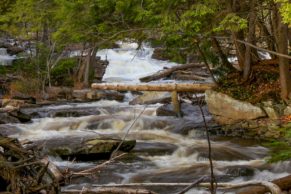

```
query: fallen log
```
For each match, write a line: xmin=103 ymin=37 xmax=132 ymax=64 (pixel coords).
xmin=86 ymin=181 xmax=281 ymax=193
xmin=173 ymin=74 xmax=207 ymax=81
xmin=62 ymin=187 xmax=157 ymax=194
xmin=91 ymin=83 xmax=216 ymax=92
xmin=41 ymin=157 xmax=64 ymax=182
xmin=139 ymin=63 xmax=204 ymax=82
xmin=237 ymin=175 xmax=291 ymax=194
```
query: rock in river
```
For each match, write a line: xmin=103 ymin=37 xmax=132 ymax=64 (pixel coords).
xmin=25 ymin=135 xmax=136 ymax=160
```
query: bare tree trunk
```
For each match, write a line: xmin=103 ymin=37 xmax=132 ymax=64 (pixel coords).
xmin=228 ymin=0 xmax=246 ymax=69
xmin=243 ymin=0 xmax=257 ymax=80
xmin=83 ymin=48 xmax=93 ymax=88
xmin=139 ymin=63 xmax=204 ymax=82
xmin=274 ymin=3 xmax=291 ymax=100
xmin=83 ymin=46 xmax=98 ymax=88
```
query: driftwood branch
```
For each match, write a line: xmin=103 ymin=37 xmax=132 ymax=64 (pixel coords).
xmin=215 ymin=36 xmax=291 ymax=60
xmin=237 ymin=175 xmax=291 ymax=194
xmin=61 ymin=187 xmax=157 ymax=194
xmin=85 ymin=181 xmax=282 ymax=193
xmin=70 ymin=153 xmax=126 ymax=176
xmin=92 ymin=83 xmax=216 ymax=92
xmin=175 ymin=176 xmax=207 ymax=194
xmin=139 ymin=63 xmax=204 ymax=82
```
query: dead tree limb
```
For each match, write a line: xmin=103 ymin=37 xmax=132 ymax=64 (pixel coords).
xmin=86 ymin=181 xmax=282 ymax=193
xmin=139 ymin=63 xmax=204 ymax=82
xmin=237 ymin=175 xmax=291 ymax=194
xmin=61 ymin=187 xmax=157 ymax=194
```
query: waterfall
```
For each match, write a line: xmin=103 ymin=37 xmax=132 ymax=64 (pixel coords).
xmin=0 ymin=47 xmax=16 ymax=66
xmin=0 ymin=48 xmax=8 ymax=56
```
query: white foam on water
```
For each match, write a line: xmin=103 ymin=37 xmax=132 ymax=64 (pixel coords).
xmin=0 ymin=48 xmax=16 ymax=66
xmin=97 ymin=43 xmax=178 ymax=82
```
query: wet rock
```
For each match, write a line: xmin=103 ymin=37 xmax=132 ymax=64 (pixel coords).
xmin=0 ymin=113 xmax=20 ymax=124
xmin=129 ymin=91 xmax=171 ymax=105
xmin=46 ymin=86 xmax=73 ymax=100
xmin=92 ymin=56 xmax=109 ymax=83
xmin=133 ymin=142 xmax=178 ymax=155
xmin=156 ymin=104 xmax=177 ymax=117
xmin=28 ymin=135 xmax=136 ymax=160
xmin=2 ymin=99 xmax=26 ymax=108
xmin=11 ymin=93 xmax=36 ymax=104
xmin=205 ymin=90 xmax=266 ymax=124
xmin=72 ymin=89 xmax=90 ymax=100
xmin=87 ymin=90 xmax=124 ymax=101
xmin=8 ymin=109 xmax=31 ymax=123
xmin=131 ymin=164 xmax=209 ymax=183
xmin=284 ymin=106 xmax=291 ymax=115
xmin=0 ymin=125 xmax=21 ymax=136
xmin=156 ymin=102 xmax=212 ymax=118
xmin=224 ymin=166 xmax=255 ymax=177
xmin=262 ymin=101 xmax=280 ymax=119
xmin=0 ymin=108 xmax=31 ymax=123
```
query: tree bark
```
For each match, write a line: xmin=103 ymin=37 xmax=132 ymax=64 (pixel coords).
xmin=139 ymin=63 xmax=204 ymax=82
xmin=61 ymin=188 xmax=157 ymax=194
xmin=243 ymin=0 xmax=257 ymax=80
xmin=91 ymin=83 xmax=216 ymax=92
xmin=274 ymin=3 xmax=291 ymax=100
xmin=237 ymin=175 xmax=291 ymax=194
xmin=83 ymin=48 xmax=93 ymax=88
xmin=228 ymin=0 xmax=246 ymax=69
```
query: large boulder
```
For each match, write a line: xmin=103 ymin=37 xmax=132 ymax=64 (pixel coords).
xmin=129 ymin=91 xmax=171 ymax=105
xmin=0 ymin=109 xmax=31 ymax=124
xmin=27 ymin=135 xmax=136 ymax=160
xmin=205 ymin=90 xmax=266 ymax=124
xmin=2 ymin=98 xmax=26 ymax=108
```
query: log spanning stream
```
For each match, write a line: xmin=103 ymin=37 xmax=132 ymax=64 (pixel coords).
xmin=4 ymin=43 xmax=291 ymax=193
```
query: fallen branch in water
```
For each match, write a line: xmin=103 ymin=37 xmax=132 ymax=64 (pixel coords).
xmin=82 ymin=181 xmax=282 ymax=193
xmin=139 ymin=63 xmax=204 ymax=82
xmin=61 ymin=187 xmax=157 ymax=194
xmin=237 ymin=175 xmax=291 ymax=194
xmin=70 ymin=153 xmax=126 ymax=176
xmin=175 ymin=176 xmax=207 ymax=194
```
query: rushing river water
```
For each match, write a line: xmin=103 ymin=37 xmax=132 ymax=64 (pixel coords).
xmin=6 ymin=43 xmax=291 ymax=193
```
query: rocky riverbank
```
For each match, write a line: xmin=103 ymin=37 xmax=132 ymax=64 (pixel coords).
xmin=205 ymin=89 xmax=291 ymax=140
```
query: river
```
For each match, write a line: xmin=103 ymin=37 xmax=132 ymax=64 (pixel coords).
xmin=5 ymin=43 xmax=291 ymax=193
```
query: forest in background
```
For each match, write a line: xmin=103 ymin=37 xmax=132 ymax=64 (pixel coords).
xmin=0 ymin=0 xmax=290 ymax=101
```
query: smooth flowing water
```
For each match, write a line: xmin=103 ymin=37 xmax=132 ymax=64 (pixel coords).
xmin=7 ymin=44 xmax=291 ymax=193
